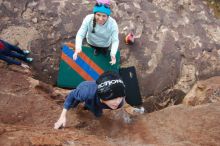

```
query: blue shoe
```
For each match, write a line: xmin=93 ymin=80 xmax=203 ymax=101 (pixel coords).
xmin=26 ymin=57 xmax=33 ymax=62
xmin=23 ymin=50 xmax=30 ymax=55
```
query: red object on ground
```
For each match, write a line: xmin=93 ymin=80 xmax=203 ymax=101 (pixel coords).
xmin=125 ymin=33 xmax=134 ymax=45
xmin=0 ymin=41 xmax=5 ymax=50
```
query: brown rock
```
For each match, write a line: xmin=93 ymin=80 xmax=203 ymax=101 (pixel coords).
xmin=183 ymin=76 xmax=220 ymax=106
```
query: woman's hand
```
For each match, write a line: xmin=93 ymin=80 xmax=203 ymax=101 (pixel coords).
xmin=73 ymin=52 xmax=78 ymax=60
xmin=54 ymin=109 xmax=67 ymax=129
xmin=72 ymin=49 xmax=81 ymax=60
xmin=110 ymin=55 xmax=116 ymax=65
xmin=54 ymin=116 xmax=66 ymax=129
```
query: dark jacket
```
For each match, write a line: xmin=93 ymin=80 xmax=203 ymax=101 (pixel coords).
xmin=64 ymin=81 xmax=124 ymax=117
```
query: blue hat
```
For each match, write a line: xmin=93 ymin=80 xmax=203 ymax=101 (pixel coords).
xmin=93 ymin=4 xmax=111 ymax=16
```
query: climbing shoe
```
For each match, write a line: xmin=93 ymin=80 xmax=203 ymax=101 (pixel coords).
xmin=23 ymin=50 xmax=30 ymax=55
xmin=26 ymin=57 xmax=33 ymax=62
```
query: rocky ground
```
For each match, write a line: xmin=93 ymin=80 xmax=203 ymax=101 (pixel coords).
xmin=0 ymin=66 xmax=219 ymax=145
xmin=0 ymin=0 xmax=220 ymax=145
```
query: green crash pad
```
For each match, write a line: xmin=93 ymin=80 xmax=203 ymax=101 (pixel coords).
xmin=57 ymin=44 xmax=120 ymax=88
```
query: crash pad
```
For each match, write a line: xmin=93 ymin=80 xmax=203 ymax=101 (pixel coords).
xmin=119 ymin=66 xmax=142 ymax=106
xmin=57 ymin=44 xmax=120 ymax=88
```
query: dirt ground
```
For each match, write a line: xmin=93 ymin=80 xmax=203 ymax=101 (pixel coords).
xmin=0 ymin=66 xmax=151 ymax=146
xmin=0 ymin=65 xmax=220 ymax=146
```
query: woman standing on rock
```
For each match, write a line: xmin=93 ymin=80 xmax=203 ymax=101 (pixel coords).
xmin=73 ymin=0 xmax=119 ymax=65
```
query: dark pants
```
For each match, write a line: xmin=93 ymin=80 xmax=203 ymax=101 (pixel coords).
xmin=0 ymin=40 xmax=27 ymax=65
xmin=88 ymin=44 xmax=109 ymax=55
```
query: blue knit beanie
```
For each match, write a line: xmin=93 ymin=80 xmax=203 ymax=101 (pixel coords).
xmin=93 ymin=4 xmax=111 ymax=16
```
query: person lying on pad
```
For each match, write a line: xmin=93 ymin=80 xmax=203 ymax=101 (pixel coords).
xmin=54 ymin=71 xmax=144 ymax=129
xmin=0 ymin=39 xmax=33 ymax=69
xmin=73 ymin=0 xmax=119 ymax=65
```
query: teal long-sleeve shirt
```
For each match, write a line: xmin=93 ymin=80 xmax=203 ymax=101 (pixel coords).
xmin=75 ymin=14 xmax=119 ymax=57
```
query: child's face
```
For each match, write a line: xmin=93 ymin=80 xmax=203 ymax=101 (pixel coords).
xmin=101 ymin=97 xmax=124 ymax=109
xmin=95 ymin=12 xmax=108 ymax=25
